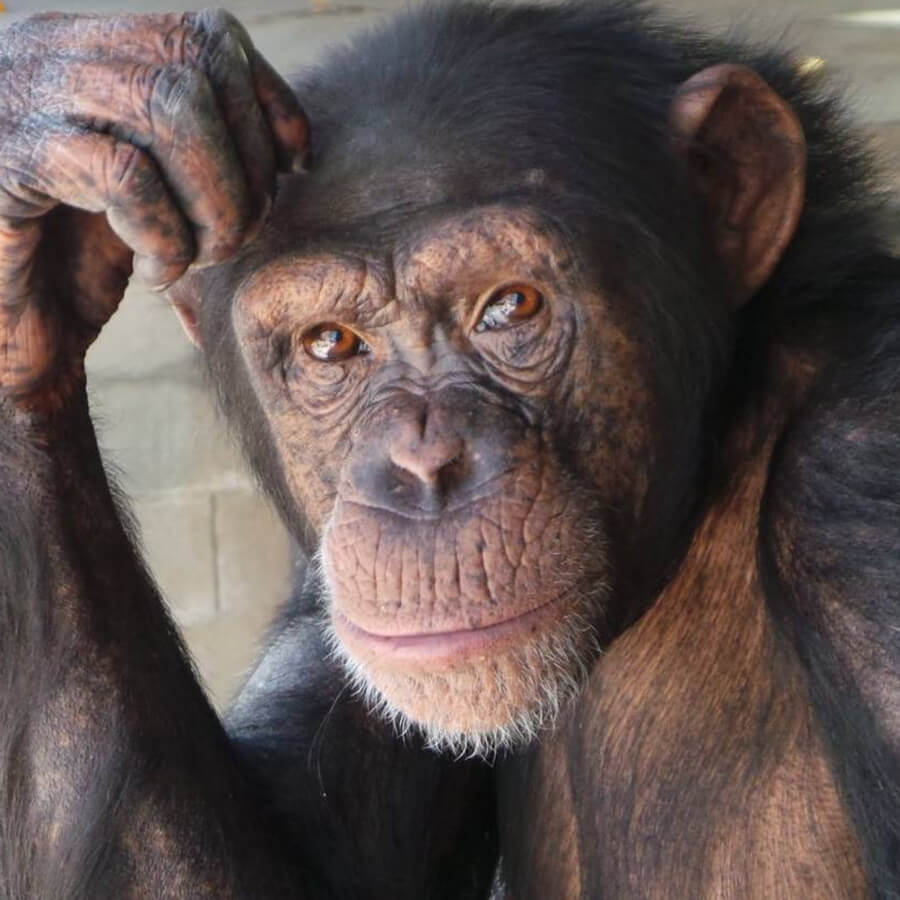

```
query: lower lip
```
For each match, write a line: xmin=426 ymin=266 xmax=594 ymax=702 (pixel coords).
xmin=333 ymin=598 xmax=562 ymax=663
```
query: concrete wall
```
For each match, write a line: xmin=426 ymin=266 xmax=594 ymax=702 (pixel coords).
xmin=4 ymin=0 xmax=896 ymax=707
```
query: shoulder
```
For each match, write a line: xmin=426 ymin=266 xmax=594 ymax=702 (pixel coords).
xmin=759 ymin=303 xmax=900 ymax=894
xmin=766 ymin=322 xmax=900 ymax=577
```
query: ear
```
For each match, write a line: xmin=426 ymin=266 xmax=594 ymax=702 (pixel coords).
xmin=166 ymin=283 xmax=203 ymax=349
xmin=670 ymin=64 xmax=806 ymax=306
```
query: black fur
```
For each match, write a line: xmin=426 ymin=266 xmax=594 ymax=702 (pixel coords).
xmin=763 ymin=314 xmax=900 ymax=899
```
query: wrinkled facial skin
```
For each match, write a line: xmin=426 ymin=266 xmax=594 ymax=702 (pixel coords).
xmin=231 ymin=205 xmax=660 ymax=754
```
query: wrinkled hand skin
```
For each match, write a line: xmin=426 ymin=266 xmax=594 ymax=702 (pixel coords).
xmin=0 ymin=9 xmax=308 ymax=419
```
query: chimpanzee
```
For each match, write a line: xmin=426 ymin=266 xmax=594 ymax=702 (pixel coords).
xmin=0 ymin=1 xmax=897 ymax=897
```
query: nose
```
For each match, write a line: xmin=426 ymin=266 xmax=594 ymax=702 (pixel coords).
xmin=346 ymin=387 xmax=525 ymax=517
xmin=388 ymin=411 xmax=465 ymax=487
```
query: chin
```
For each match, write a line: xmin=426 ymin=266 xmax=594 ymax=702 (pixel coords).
xmin=324 ymin=579 xmax=606 ymax=759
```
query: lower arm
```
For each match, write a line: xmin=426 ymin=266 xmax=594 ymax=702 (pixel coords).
xmin=0 ymin=392 xmax=301 ymax=899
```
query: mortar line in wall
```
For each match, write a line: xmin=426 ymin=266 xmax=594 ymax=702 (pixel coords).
xmin=131 ymin=484 xmax=256 ymax=502
xmin=210 ymin=492 xmax=222 ymax=614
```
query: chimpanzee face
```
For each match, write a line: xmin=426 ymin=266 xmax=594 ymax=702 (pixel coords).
xmin=225 ymin=199 xmax=667 ymax=754
xmin=185 ymin=28 xmax=806 ymax=754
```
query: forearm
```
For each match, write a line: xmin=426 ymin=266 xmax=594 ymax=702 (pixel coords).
xmin=0 ymin=395 xmax=302 ymax=899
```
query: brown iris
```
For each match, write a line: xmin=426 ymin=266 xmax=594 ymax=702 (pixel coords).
xmin=301 ymin=323 xmax=367 ymax=361
xmin=475 ymin=285 xmax=543 ymax=333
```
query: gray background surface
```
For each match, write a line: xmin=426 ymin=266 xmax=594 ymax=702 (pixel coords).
xmin=2 ymin=0 xmax=897 ymax=706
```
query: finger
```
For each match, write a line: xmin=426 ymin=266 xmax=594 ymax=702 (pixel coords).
xmin=41 ymin=11 xmax=282 ymax=234
xmin=198 ymin=10 xmax=310 ymax=171
xmin=19 ymin=10 xmax=310 ymax=174
xmin=37 ymin=58 xmax=250 ymax=268
xmin=177 ymin=13 xmax=277 ymax=239
xmin=102 ymin=142 xmax=195 ymax=288
xmin=0 ymin=119 xmax=195 ymax=289
xmin=244 ymin=51 xmax=310 ymax=173
xmin=145 ymin=9 xmax=312 ymax=173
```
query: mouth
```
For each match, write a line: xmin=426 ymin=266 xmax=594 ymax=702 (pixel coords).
xmin=332 ymin=595 xmax=565 ymax=663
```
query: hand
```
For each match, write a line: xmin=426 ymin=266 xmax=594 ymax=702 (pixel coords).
xmin=0 ymin=9 xmax=307 ymax=414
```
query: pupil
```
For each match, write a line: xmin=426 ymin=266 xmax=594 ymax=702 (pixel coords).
xmin=494 ymin=294 xmax=518 ymax=319
xmin=309 ymin=328 xmax=346 ymax=359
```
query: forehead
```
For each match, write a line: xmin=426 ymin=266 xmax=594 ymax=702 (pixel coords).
xmin=235 ymin=199 xmax=578 ymax=315
xmin=396 ymin=202 xmax=573 ymax=290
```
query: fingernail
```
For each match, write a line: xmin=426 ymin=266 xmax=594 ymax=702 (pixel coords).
xmin=292 ymin=149 xmax=310 ymax=174
xmin=190 ymin=257 xmax=222 ymax=271
xmin=134 ymin=251 xmax=192 ymax=292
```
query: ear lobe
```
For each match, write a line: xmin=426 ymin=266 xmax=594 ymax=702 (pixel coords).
xmin=670 ymin=63 xmax=806 ymax=306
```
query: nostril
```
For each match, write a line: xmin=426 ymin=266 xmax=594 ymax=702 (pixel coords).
xmin=435 ymin=453 xmax=468 ymax=497
xmin=389 ymin=438 xmax=466 ymax=488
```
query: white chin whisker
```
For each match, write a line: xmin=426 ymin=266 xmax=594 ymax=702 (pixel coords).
xmin=321 ymin=592 xmax=603 ymax=762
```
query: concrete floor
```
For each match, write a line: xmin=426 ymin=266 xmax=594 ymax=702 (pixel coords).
xmin=3 ymin=0 xmax=897 ymax=707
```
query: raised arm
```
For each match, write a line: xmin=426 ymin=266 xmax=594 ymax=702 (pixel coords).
xmin=0 ymin=11 xmax=316 ymax=897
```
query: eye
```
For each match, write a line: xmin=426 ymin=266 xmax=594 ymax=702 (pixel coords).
xmin=475 ymin=285 xmax=543 ymax=333
xmin=301 ymin=323 xmax=369 ymax=362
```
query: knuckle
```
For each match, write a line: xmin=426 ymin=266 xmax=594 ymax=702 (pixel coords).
xmin=190 ymin=8 xmax=242 ymax=37
xmin=11 ymin=12 xmax=69 ymax=44
xmin=149 ymin=64 xmax=212 ymax=118
xmin=119 ymin=62 xmax=163 ymax=132
xmin=179 ymin=8 xmax=245 ymax=65
xmin=208 ymin=30 xmax=246 ymax=73
xmin=104 ymin=141 xmax=155 ymax=200
xmin=158 ymin=17 xmax=199 ymax=69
